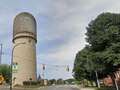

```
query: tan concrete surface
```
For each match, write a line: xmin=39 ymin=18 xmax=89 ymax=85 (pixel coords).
xmin=12 ymin=12 xmax=37 ymax=86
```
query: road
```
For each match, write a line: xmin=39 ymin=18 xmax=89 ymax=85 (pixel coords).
xmin=0 ymin=85 xmax=80 ymax=90
xmin=39 ymin=85 xmax=80 ymax=90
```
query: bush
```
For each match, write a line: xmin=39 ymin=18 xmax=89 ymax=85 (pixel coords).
xmin=23 ymin=81 xmax=38 ymax=86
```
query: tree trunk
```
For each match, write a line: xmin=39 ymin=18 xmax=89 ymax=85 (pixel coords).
xmin=110 ymin=73 xmax=119 ymax=90
xmin=95 ymin=71 xmax=100 ymax=88
xmin=115 ymin=78 xmax=119 ymax=90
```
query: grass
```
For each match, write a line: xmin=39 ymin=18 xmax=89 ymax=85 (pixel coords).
xmin=96 ymin=87 xmax=118 ymax=90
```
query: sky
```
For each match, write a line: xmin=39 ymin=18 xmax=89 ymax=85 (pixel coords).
xmin=0 ymin=0 xmax=120 ymax=80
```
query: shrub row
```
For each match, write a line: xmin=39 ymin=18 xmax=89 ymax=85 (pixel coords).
xmin=23 ymin=81 xmax=38 ymax=86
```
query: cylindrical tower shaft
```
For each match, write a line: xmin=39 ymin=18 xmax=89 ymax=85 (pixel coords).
xmin=12 ymin=12 xmax=37 ymax=85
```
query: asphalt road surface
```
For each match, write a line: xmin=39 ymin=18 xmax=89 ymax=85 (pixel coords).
xmin=0 ymin=85 xmax=80 ymax=90
xmin=39 ymin=85 xmax=80 ymax=90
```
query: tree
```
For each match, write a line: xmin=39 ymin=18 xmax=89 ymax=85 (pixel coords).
xmin=73 ymin=12 xmax=120 ymax=88
xmin=86 ymin=13 xmax=120 ymax=51
xmin=73 ymin=46 xmax=90 ymax=81
xmin=0 ymin=64 xmax=10 ymax=83
xmin=86 ymin=12 xmax=120 ymax=76
xmin=73 ymin=46 xmax=105 ymax=87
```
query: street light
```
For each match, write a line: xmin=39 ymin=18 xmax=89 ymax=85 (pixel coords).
xmin=10 ymin=42 xmax=26 ymax=90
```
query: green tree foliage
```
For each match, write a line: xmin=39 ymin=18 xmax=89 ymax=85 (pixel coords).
xmin=73 ymin=46 xmax=105 ymax=83
xmin=0 ymin=64 xmax=10 ymax=83
xmin=73 ymin=12 xmax=120 ymax=86
xmin=86 ymin=13 xmax=120 ymax=52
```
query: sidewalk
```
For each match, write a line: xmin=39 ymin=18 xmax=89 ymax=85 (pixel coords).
xmin=80 ymin=88 xmax=95 ymax=90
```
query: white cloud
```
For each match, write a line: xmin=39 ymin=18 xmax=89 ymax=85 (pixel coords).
xmin=36 ymin=0 xmax=120 ymax=79
xmin=1 ymin=0 xmax=120 ymax=79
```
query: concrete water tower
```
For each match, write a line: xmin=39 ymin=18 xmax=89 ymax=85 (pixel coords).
xmin=12 ymin=12 xmax=37 ymax=85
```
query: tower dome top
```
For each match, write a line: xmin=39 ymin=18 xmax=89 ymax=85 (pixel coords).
xmin=13 ymin=12 xmax=37 ymax=42
xmin=14 ymin=12 xmax=36 ymax=22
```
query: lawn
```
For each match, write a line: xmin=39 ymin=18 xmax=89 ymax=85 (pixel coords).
xmin=96 ymin=87 xmax=118 ymax=90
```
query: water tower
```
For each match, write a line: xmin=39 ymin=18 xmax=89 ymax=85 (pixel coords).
xmin=12 ymin=12 xmax=37 ymax=85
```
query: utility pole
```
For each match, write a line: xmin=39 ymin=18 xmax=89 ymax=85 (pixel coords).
xmin=0 ymin=44 xmax=2 ymax=64
xmin=114 ymin=73 xmax=119 ymax=90
xmin=42 ymin=64 xmax=45 ymax=86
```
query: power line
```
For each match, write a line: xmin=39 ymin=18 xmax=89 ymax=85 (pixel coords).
xmin=1 ymin=52 xmax=71 ymax=75
xmin=2 ymin=52 xmax=71 ymax=79
xmin=2 ymin=52 xmax=71 ymax=67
